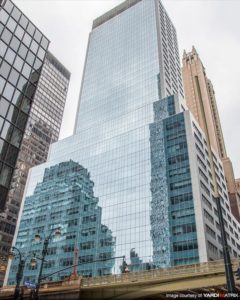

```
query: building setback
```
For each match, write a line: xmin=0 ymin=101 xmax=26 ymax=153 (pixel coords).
xmin=182 ymin=47 xmax=240 ymax=221
xmin=0 ymin=0 xmax=70 ymax=285
xmin=5 ymin=0 xmax=240 ymax=284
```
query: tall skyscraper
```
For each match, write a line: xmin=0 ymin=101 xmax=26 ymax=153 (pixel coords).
xmin=6 ymin=0 xmax=240 ymax=284
xmin=182 ymin=47 xmax=240 ymax=221
xmin=0 ymin=0 xmax=70 ymax=285
xmin=0 ymin=50 xmax=70 ymax=283
xmin=0 ymin=0 xmax=49 ymax=210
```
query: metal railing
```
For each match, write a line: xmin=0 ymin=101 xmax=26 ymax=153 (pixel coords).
xmin=81 ymin=258 xmax=239 ymax=287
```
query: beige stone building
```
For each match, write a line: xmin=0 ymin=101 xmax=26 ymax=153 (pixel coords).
xmin=182 ymin=46 xmax=240 ymax=221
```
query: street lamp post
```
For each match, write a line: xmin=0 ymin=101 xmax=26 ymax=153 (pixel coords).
xmin=32 ymin=227 xmax=61 ymax=300
xmin=9 ymin=246 xmax=25 ymax=300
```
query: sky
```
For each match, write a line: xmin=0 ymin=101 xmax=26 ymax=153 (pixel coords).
xmin=14 ymin=0 xmax=240 ymax=178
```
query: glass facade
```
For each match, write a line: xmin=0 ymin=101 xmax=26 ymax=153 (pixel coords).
xmin=7 ymin=0 xmax=240 ymax=285
xmin=8 ymin=160 xmax=115 ymax=283
xmin=0 ymin=0 xmax=49 ymax=212
xmin=0 ymin=50 xmax=70 ymax=284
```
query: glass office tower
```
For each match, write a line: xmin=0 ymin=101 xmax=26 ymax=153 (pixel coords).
xmin=0 ymin=51 xmax=70 ymax=285
xmin=0 ymin=0 xmax=49 ymax=211
xmin=6 ymin=0 xmax=240 ymax=284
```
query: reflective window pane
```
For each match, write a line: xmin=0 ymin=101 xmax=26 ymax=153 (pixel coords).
xmin=0 ymin=98 xmax=10 ymax=118
xmin=0 ymin=9 xmax=9 ymax=24
xmin=34 ymin=29 xmax=42 ymax=43
xmin=15 ymin=26 xmax=24 ymax=40
xmin=8 ymin=68 xmax=19 ymax=86
xmin=24 ymin=82 xmax=35 ymax=98
xmin=33 ymin=57 xmax=42 ymax=70
xmin=0 ymin=118 xmax=4 ymax=132
xmin=0 ymin=61 xmax=11 ymax=79
xmin=0 ymin=40 xmax=7 ymax=57
xmin=10 ymin=127 xmax=23 ymax=148
xmin=2 ymin=28 xmax=12 ymax=44
xmin=0 ymin=23 xmax=4 ymax=36
xmin=11 ymin=7 xmax=21 ymax=22
xmin=0 ymin=138 xmax=8 ymax=160
xmin=6 ymin=17 xmax=17 ymax=32
xmin=17 ymin=75 xmax=28 ymax=92
xmin=21 ymin=97 xmax=31 ymax=114
xmin=22 ymin=32 xmax=31 ymax=47
xmin=5 ymin=144 xmax=18 ymax=167
xmin=11 ymin=90 xmax=23 ymax=107
xmin=1 ymin=121 xmax=13 ymax=141
xmin=22 ymin=63 xmax=31 ymax=78
xmin=26 ymin=51 xmax=35 ymax=66
xmin=3 ymin=82 xmax=15 ymax=101
xmin=19 ymin=14 xmax=28 ymax=29
xmin=37 ymin=47 xmax=45 ymax=61
xmin=41 ymin=36 xmax=49 ymax=50
xmin=6 ymin=105 xmax=19 ymax=124
xmin=18 ymin=44 xmax=28 ymax=59
xmin=27 ymin=22 xmax=35 ymax=36
xmin=4 ymin=1 xmax=14 ymax=14
xmin=0 ymin=164 xmax=13 ymax=188
xmin=30 ymin=40 xmax=38 ymax=54
xmin=16 ymin=111 xmax=28 ymax=130
xmin=10 ymin=36 xmax=20 ymax=52
xmin=13 ymin=55 xmax=24 ymax=72
xmin=0 ymin=76 xmax=6 ymax=94
xmin=5 ymin=48 xmax=16 ymax=65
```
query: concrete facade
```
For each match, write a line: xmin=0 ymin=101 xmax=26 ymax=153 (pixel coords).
xmin=182 ymin=46 xmax=240 ymax=221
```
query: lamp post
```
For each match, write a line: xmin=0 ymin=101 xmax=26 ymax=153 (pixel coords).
xmin=9 ymin=246 xmax=25 ymax=300
xmin=32 ymin=227 xmax=61 ymax=300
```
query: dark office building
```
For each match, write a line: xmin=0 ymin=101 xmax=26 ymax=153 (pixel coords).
xmin=0 ymin=0 xmax=49 ymax=210
xmin=0 ymin=0 xmax=50 ymax=284
xmin=0 ymin=50 xmax=70 ymax=283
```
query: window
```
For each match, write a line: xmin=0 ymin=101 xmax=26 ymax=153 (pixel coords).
xmin=10 ymin=36 xmax=20 ymax=52
xmin=5 ymin=48 xmax=16 ymax=65
xmin=5 ymin=145 xmax=18 ymax=167
xmin=21 ymin=97 xmax=31 ymax=114
xmin=6 ymin=105 xmax=19 ymax=124
xmin=11 ymin=7 xmax=21 ymax=22
xmin=2 ymin=28 xmax=12 ymax=44
xmin=0 ymin=61 xmax=11 ymax=80
xmin=0 ymin=41 xmax=7 ymax=57
xmin=22 ymin=32 xmax=32 ymax=47
xmin=7 ymin=17 xmax=17 ymax=32
xmin=18 ymin=44 xmax=28 ymax=59
xmin=0 ymin=164 xmax=13 ymax=187
xmin=19 ymin=14 xmax=28 ymax=29
xmin=8 ymin=69 xmax=19 ymax=86
xmin=15 ymin=26 xmax=24 ymax=40
xmin=10 ymin=127 xmax=23 ymax=148
xmin=0 ymin=98 xmax=10 ymax=118
xmin=0 ymin=8 xmax=9 ymax=24
xmin=16 ymin=111 xmax=28 ymax=130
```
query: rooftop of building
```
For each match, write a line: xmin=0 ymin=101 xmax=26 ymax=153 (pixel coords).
xmin=46 ymin=51 xmax=71 ymax=79
xmin=92 ymin=0 xmax=141 ymax=29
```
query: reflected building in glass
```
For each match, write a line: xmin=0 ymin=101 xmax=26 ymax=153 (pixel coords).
xmin=6 ymin=0 xmax=240 ymax=284
xmin=7 ymin=160 xmax=115 ymax=284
